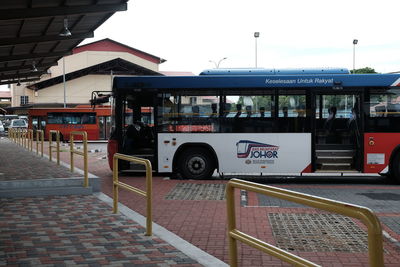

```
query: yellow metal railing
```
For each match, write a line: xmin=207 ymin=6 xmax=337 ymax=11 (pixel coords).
xmin=21 ymin=129 xmax=27 ymax=148
xmin=8 ymin=128 xmax=15 ymax=141
xmin=226 ymin=179 xmax=384 ymax=267
xmin=113 ymin=153 xmax=153 ymax=236
xmin=49 ymin=130 xmax=61 ymax=165
xmin=17 ymin=128 xmax=22 ymax=145
xmin=69 ymin=131 xmax=88 ymax=187
xmin=27 ymin=129 xmax=33 ymax=151
xmin=16 ymin=128 xmax=22 ymax=145
xmin=35 ymin=130 xmax=44 ymax=157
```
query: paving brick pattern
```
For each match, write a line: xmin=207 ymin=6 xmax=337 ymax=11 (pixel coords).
xmin=0 ymin=195 xmax=202 ymax=267
xmin=4 ymin=139 xmax=400 ymax=266
xmin=0 ymin=138 xmax=80 ymax=181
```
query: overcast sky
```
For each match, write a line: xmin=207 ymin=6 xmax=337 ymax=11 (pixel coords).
xmin=80 ymin=0 xmax=400 ymax=75
xmin=2 ymin=0 xmax=398 ymax=92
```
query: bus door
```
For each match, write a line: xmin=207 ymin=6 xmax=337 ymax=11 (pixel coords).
xmin=313 ymin=93 xmax=362 ymax=172
xmin=120 ymin=92 xmax=156 ymax=169
xmin=31 ymin=116 xmax=46 ymax=134
xmin=98 ymin=116 xmax=111 ymax=140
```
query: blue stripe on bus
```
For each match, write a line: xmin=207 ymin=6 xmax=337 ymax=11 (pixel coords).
xmin=113 ymin=73 xmax=400 ymax=89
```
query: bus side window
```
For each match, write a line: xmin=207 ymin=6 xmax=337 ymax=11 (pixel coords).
xmin=209 ymin=103 xmax=218 ymax=117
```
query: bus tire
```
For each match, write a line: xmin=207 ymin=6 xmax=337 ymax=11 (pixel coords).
xmin=177 ymin=147 xmax=215 ymax=179
xmin=391 ymin=151 xmax=400 ymax=184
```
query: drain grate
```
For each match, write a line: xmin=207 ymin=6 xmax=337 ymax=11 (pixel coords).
xmin=357 ymin=192 xmax=400 ymax=201
xmin=165 ymin=183 xmax=226 ymax=200
xmin=268 ymin=213 xmax=368 ymax=252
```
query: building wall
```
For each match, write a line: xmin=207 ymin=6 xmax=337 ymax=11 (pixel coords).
xmin=34 ymin=75 xmax=112 ymax=104
xmin=11 ymin=49 xmax=160 ymax=108
xmin=48 ymin=51 xmax=159 ymax=78
xmin=11 ymin=84 xmax=35 ymax=107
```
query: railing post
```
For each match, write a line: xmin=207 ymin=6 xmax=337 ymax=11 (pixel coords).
xmin=22 ymin=130 xmax=27 ymax=148
xmin=113 ymin=156 xmax=119 ymax=213
xmin=28 ymin=129 xmax=33 ymax=151
xmin=226 ymin=182 xmax=238 ymax=267
xmin=70 ymin=134 xmax=74 ymax=172
xmin=35 ymin=130 xmax=44 ymax=157
xmin=112 ymin=153 xmax=153 ymax=236
xmin=69 ymin=131 xmax=88 ymax=187
xmin=82 ymin=132 xmax=88 ymax=187
xmin=36 ymin=130 xmax=39 ymax=155
xmin=49 ymin=130 xmax=60 ymax=165
xmin=145 ymin=160 xmax=153 ymax=236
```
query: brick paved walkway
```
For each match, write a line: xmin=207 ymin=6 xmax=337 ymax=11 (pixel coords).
xmin=0 ymin=138 xmax=225 ymax=267
xmin=77 ymin=145 xmax=400 ymax=266
xmin=4 ymin=138 xmax=400 ymax=266
xmin=0 ymin=138 xmax=80 ymax=181
xmin=0 ymin=195 xmax=202 ymax=267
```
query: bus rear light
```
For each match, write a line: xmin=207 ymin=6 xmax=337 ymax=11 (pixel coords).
xmin=164 ymin=140 xmax=170 ymax=144
xmin=163 ymin=165 xmax=169 ymax=168
xmin=368 ymin=137 xmax=375 ymax=146
xmin=261 ymin=166 xmax=266 ymax=168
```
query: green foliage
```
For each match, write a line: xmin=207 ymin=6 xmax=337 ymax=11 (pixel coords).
xmin=350 ymin=67 xmax=377 ymax=74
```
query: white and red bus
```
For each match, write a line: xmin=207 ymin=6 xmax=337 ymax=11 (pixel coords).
xmin=101 ymin=68 xmax=400 ymax=182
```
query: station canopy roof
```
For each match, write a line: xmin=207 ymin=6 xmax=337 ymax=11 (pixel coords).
xmin=0 ymin=0 xmax=128 ymax=86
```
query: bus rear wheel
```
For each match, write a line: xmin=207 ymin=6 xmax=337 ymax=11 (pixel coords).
xmin=177 ymin=148 xmax=215 ymax=179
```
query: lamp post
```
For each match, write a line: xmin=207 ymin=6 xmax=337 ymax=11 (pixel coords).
xmin=63 ymin=57 xmax=66 ymax=108
xmin=254 ymin=32 xmax=260 ymax=68
xmin=209 ymin=57 xmax=227 ymax=68
xmin=59 ymin=18 xmax=72 ymax=108
xmin=353 ymin=39 xmax=358 ymax=74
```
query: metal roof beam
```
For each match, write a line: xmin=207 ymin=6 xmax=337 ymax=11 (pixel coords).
xmin=0 ymin=71 xmax=45 ymax=81
xmin=0 ymin=77 xmax=40 ymax=86
xmin=0 ymin=63 xmax=57 ymax=74
xmin=0 ymin=32 xmax=94 ymax=47
xmin=0 ymin=62 xmax=58 ymax=73
xmin=0 ymin=51 xmax=72 ymax=64
xmin=0 ymin=3 xmax=128 ymax=21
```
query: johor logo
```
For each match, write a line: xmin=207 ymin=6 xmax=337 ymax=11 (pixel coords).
xmin=236 ymin=140 xmax=279 ymax=159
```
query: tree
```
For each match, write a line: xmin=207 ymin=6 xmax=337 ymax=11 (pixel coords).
xmin=350 ymin=67 xmax=377 ymax=74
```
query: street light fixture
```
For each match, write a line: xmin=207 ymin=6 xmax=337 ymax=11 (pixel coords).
xmin=59 ymin=18 xmax=72 ymax=37
xmin=209 ymin=57 xmax=227 ymax=68
xmin=254 ymin=32 xmax=260 ymax=68
xmin=31 ymin=62 xmax=38 ymax=72
xmin=353 ymin=39 xmax=358 ymax=74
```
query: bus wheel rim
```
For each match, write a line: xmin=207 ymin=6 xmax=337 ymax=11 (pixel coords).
xmin=187 ymin=156 xmax=206 ymax=175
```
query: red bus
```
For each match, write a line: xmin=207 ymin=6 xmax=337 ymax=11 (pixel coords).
xmin=28 ymin=105 xmax=111 ymax=141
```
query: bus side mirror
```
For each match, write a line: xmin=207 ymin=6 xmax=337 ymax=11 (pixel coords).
xmin=90 ymin=95 xmax=110 ymax=105
xmin=90 ymin=91 xmax=112 ymax=109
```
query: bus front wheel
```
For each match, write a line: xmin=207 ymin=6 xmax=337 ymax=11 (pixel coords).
xmin=177 ymin=148 xmax=215 ymax=179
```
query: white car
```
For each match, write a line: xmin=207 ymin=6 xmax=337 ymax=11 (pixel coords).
xmin=0 ymin=120 xmax=4 ymax=134
xmin=8 ymin=119 xmax=28 ymax=130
